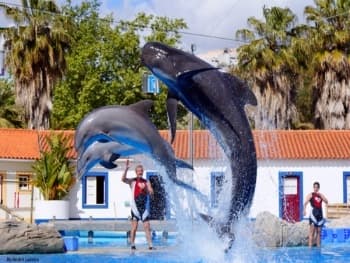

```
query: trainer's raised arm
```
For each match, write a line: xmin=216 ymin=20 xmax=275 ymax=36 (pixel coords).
xmin=121 ymin=159 xmax=131 ymax=184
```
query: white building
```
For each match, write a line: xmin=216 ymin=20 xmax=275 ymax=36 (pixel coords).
xmin=0 ymin=128 xmax=349 ymax=223
xmin=197 ymin=48 xmax=238 ymax=71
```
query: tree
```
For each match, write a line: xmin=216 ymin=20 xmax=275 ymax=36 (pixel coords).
xmin=0 ymin=0 xmax=72 ymax=129
xmin=52 ymin=1 xmax=188 ymax=129
xmin=304 ymin=0 xmax=350 ymax=129
xmin=0 ymin=79 xmax=24 ymax=128
xmin=235 ymin=6 xmax=300 ymax=129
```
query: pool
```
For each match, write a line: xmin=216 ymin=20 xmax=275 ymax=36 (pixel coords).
xmin=1 ymin=232 xmax=350 ymax=263
xmin=1 ymin=244 xmax=350 ymax=263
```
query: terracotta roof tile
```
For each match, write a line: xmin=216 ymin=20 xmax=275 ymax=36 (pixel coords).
xmin=0 ymin=128 xmax=40 ymax=160
xmin=38 ymin=130 xmax=76 ymax=159
xmin=0 ymin=129 xmax=349 ymax=161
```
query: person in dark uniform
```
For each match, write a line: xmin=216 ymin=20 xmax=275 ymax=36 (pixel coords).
xmin=303 ymin=182 xmax=328 ymax=247
xmin=122 ymin=159 xmax=154 ymax=250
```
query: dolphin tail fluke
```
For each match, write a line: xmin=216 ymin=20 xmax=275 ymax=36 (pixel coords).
xmin=175 ymin=159 xmax=193 ymax=170
xmin=199 ymin=213 xmax=235 ymax=253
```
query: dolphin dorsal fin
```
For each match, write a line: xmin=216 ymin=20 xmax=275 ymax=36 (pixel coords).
xmin=221 ymin=73 xmax=257 ymax=107
xmin=128 ymin=100 xmax=154 ymax=117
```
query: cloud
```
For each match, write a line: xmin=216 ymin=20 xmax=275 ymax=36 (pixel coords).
xmin=98 ymin=0 xmax=314 ymax=53
xmin=1 ymin=0 xmax=314 ymax=53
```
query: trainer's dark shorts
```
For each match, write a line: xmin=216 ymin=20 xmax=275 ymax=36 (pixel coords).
xmin=309 ymin=208 xmax=325 ymax=227
xmin=131 ymin=195 xmax=149 ymax=222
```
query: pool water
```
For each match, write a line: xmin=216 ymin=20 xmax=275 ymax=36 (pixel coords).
xmin=77 ymin=230 xmax=177 ymax=248
xmin=1 ymin=231 xmax=350 ymax=263
xmin=1 ymin=244 xmax=350 ymax=263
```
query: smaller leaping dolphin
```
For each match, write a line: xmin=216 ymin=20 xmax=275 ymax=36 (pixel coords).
xmin=76 ymin=141 xmax=141 ymax=180
xmin=74 ymin=100 xmax=203 ymax=196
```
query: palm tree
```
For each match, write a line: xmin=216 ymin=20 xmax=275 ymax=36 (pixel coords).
xmin=0 ymin=79 xmax=24 ymax=128
xmin=0 ymin=0 xmax=72 ymax=129
xmin=304 ymin=0 xmax=350 ymax=129
xmin=235 ymin=6 xmax=300 ymax=129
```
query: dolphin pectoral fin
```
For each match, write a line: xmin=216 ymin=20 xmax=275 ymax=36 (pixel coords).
xmin=166 ymin=92 xmax=179 ymax=143
xmin=177 ymin=67 xmax=218 ymax=80
xmin=109 ymin=153 xmax=121 ymax=163
xmin=177 ymin=67 xmax=218 ymax=86
xmin=221 ymin=72 xmax=257 ymax=106
xmin=175 ymin=159 xmax=193 ymax=170
xmin=99 ymin=160 xmax=117 ymax=169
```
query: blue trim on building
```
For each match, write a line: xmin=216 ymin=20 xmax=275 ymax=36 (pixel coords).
xmin=82 ymin=171 xmax=108 ymax=209
xmin=278 ymin=171 xmax=303 ymax=221
xmin=343 ymin=171 xmax=350 ymax=203
xmin=210 ymin=171 xmax=224 ymax=208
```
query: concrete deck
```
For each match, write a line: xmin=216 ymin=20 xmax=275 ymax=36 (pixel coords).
xmin=49 ymin=219 xmax=178 ymax=232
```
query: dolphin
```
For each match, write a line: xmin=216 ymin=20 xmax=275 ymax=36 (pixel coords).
xmin=141 ymin=42 xmax=257 ymax=250
xmin=76 ymin=141 xmax=141 ymax=180
xmin=74 ymin=100 xmax=203 ymax=195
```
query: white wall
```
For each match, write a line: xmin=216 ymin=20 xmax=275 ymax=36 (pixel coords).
xmin=1 ymin=157 xmax=349 ymax=222
xmin=67 ymin=158 xmax=349 ymax=220
xmin=250 ymin=159 xmax=349 ymax=218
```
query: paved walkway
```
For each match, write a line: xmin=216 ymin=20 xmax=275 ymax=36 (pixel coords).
xmin=49 ymin=219 xmax=178 ymax=232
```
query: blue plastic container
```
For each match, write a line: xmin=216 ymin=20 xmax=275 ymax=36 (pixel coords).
xmin=64 ymin=236 xmax=79 ymax=251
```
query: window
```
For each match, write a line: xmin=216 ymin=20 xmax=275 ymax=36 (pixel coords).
xmin=344 ymin=172 xmax=350 ymax=203
xmin=17 ymin=174 xmax=31 ymax=191
xmin=210 ymin=172 xmax=224 ymax=207
xmin=82 ymin=172 xmax=108 ymax=208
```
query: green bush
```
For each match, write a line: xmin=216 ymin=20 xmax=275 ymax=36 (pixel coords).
xmin=32 ymin=132 xmax=76 ymax=200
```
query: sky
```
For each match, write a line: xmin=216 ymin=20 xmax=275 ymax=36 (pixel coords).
xmin=0 ymin=0 xmax=315 ymax=54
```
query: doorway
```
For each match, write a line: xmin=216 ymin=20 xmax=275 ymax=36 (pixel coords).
xmin=279 ymin=172 xmax=303 ymax=222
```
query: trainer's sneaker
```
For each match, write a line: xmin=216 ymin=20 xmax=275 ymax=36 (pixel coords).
xmin=131 ymin=245 xmax=136 ymax=250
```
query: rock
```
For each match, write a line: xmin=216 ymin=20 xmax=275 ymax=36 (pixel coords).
xmin=0 ymin=221 xmax=65 ymax=254
xmin=252 ymin=211 xmax=308 ymax=247
xmin=252 ymin=211 xmax=283 ymax=247
xmin=282 ymin=221 xmax=308 ymax=246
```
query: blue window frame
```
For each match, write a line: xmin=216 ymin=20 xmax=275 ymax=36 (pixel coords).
xmin=343 ymin=172 xmax=350 ymax=203
xmin=82 ymin=172 xmax=108 ymax=209
xmin=210 ymin=171 xmax=224 ymax=208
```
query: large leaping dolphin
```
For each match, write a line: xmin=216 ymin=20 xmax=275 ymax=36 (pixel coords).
xmin=141 ymin=42 xmax=257 ymax=250
xmin=74 ymin=100 xmax=202 ymax=195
